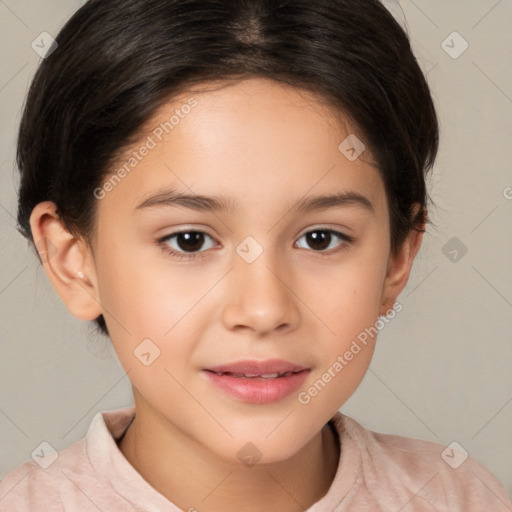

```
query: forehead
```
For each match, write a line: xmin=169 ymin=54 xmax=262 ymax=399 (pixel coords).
xmin=99 ymin=77 xmax=387 ymax=219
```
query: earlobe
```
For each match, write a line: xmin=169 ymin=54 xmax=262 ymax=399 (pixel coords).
xmin=29 ymin=201 xmax=103 ymax=321
xmin=379 ymin=209 xmax=425 ymax=315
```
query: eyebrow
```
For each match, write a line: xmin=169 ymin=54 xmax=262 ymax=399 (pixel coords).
xmin=134 ymin=188 xmax=374 ymax=215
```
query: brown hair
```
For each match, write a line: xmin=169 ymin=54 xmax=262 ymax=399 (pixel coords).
xmin=16 ymin=0 xmax=439 ymax=336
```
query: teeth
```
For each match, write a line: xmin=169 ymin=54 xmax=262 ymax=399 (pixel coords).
xmin=215 ymin=372 xmax=293 ymax=379
xmin=213 ymin=371 xmax=298 ymax=379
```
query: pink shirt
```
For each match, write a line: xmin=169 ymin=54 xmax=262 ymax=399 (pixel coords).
xmin=1 ymin=407 xmax=510 ymax=511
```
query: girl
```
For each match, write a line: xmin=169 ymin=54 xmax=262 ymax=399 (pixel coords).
xmin=1 ymin=0 xmax=510 ymax=510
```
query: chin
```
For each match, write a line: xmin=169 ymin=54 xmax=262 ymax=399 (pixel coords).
xmin=207 ymin=433 xmax=309 ymax=469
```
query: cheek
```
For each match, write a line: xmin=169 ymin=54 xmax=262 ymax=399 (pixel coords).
xmin=95 ymin=238 xmax=194 ymax=333
xmin=93 ymin=242 xmax=211 ymax=379
xmin=306 ymin=250 xmax=387 ymax=334
xmin=300 ymin=251 xmax=387 ymax=402
xmin=296 ymin=282 xmax=383 ymax=417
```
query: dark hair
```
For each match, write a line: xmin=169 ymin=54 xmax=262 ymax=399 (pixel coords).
xmin=16 ymin=0 xmax=439 ymax=337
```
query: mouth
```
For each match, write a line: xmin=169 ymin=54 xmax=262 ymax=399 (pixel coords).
xmin=204 ymin=358 xmax=309 ymax=376
xmin=204 ymin=369 xmax=304 ymax=379
xmin=202 ymin=359 xmax=310 ymax=404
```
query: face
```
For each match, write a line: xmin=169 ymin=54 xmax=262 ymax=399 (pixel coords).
xmin=34 ymin=77 xmax=417 ymax=465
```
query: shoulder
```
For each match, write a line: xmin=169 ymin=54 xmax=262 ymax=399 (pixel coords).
xmin=0 ymin=407 xmax=135 ymax=511
xmin=331 ymin=412 xmax=512 ymax=511
xmin=0 ymin=439 xmax=86 ymax=511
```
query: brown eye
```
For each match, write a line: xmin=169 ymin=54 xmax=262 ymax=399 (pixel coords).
xmin=174 ymin=232 xmax=206 ymax=252
xmin=296 ymin=229 xmax=352 ymax=253
xmin=305 ymin=230 xmax=331 ymax=251
xmin=160 ymin=231 xmax=216 ymax=255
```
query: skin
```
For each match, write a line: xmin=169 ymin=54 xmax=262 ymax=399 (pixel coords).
xmin=30 ymin=77 xmax=423 ymax=512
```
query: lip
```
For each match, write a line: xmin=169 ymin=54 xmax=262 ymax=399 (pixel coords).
xmin=205 ymin=359 xmax=309 ymax=375
xmin=202 ymin=359 xmax=310 ymax=404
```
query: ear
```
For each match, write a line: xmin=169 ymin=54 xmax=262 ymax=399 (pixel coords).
xmin=379 ymin=204 xmax=425 ymax=315
xmin=29 ymin=201 xmax=103 ymax=321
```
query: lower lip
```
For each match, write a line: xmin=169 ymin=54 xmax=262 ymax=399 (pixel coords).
xmin=202 ymin=370 xmax=310 ymax=404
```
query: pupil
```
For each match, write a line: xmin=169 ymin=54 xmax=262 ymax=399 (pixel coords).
xmin=307 ymin=230 xmax=330 ymax=251
xmin=174 ymin=231 xmax=331 ymax=253
xmin=177 ymin=232 xmax=204 ymax=252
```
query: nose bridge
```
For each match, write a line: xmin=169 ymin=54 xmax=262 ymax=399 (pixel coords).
xmin=222 ymin=236 xmax=299 ymax=334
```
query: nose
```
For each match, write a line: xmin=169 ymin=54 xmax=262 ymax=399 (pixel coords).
xmin=221 ymin=247 xmax=300 ymax=336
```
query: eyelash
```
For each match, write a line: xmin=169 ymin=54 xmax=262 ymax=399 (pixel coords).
xmin=156 ymin=228 xmax=354 ymax=262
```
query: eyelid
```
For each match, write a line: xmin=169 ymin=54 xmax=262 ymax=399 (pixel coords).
xmin=157 ymin=225 xmax=354 ymax=260
xmin=294 ymin=227 xmax=353 ymax=250
xmin=296 ymin=223 xmax=352 ymax=238
xmin=158 ymin=229 xmax=218 ymax=251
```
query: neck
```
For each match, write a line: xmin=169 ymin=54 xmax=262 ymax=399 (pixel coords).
xmin=118 ymin=403 xmax=340 ymax=512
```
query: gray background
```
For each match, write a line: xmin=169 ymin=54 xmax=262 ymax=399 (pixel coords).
xmin=1 ymin=0 xmax=511 ymax=499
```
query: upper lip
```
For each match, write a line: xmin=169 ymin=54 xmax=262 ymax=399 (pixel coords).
xmin=204 ymin=359 xmax=309 ymax=375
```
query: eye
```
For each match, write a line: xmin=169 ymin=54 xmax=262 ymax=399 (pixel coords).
xmin=158 ymin=230 xmax=217 ymax=261
xmin=157 ymin=227 xmax=353 ymax=262
xmin=295 ymin=228 xmax=353 ymax=254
